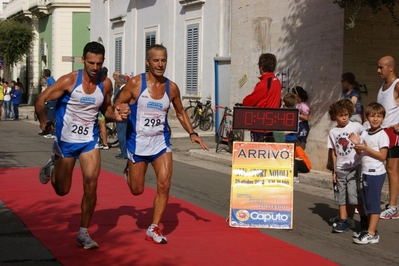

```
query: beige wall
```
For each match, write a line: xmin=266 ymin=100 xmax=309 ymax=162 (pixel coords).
xmin=231 ymin=0 xmax=345 ymax=171
xmin=343 ymin=6 xmax=399 ymax=108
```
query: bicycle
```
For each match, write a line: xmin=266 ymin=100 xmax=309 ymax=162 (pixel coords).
xmin=104 ymin=121 xmax=119 ymax=147
xmin=215 ymin=105 xmax=244 ymax=153
xmin=184 ymin=99 xmax=214 ymax=131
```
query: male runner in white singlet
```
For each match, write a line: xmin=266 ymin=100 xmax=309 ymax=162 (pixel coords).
xmin=376 ymin=55 xmax=399 ymax=219
xmin=34 ymin=42 xmax=130 ymax=249
xmin=114 ymin=44 xmax=209 ymax=244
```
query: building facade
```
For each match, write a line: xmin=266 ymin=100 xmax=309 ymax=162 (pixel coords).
xmin=4 ymin=0 xmax=398 ymax=171
xmin=2 ymin=0 xmax=90 ymax=104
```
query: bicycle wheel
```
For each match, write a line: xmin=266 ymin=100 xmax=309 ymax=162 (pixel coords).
xmin=232 ymin=130 xmax=244 ymax=141
xmin=227 ymin=130 xmax=244 ymax=153
xmin=185 ymin=106 xmax=200 ymax=129
xmin=215 ymin=121 xmax=226 ymax=152
xmin=106 ymin=122 xmax=119 ymax=145
xmin=199 ymin=107 xmax=214 ymax=131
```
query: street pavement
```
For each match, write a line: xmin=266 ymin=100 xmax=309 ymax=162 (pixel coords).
xmin=0 ymin=105 xmax=394 ymax=265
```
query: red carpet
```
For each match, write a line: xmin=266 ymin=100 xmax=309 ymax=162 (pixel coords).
xmin=0 ymin=168 xmax=337 ymax=265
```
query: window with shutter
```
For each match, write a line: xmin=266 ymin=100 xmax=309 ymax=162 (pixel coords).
xmin=115 ymin=37 xmax=122 ymax=72
xmin=186 ymin=24 xmax=199 ymax=95
xmin=145 ymin=32 xmax=156 ymax=72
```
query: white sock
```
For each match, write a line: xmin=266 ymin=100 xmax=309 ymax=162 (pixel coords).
xmin=79 ymin=227 xmax=88 ymax=234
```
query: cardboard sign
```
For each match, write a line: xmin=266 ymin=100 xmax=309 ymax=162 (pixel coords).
xmin=229 ymin=141 xmax=294 ymax=229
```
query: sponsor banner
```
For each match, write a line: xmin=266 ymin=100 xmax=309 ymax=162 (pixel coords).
xmin=229 ymin=141 xmax=294 ymax=229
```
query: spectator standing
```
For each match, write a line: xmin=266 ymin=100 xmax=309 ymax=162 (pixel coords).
xmin=114 ymin=74 xmax=128 ymax=159
xmin=11 ymin=83 xmax=21 ymax=120
xmin=376 ymin=55 xmax=399 ymax=219
xmin=112 ymin=70 xmax=120 ymax=101
xmin=349 ymin=102 xmax=389 ymax=244
xmin=0 ymin=79 xmax=3 ymax=121
xmin=243 ymin=53 xmax=282 ymax=142
xmin=327 ymin=98 xmax=367 ymax=233
xmin=9 ymin=80 xmax=16 ymax=119
xmin=281 ymin=92 xmax=297 ymax=143
xmin=3 ymin=81 xmax=11 ymax=119
xmin=294 ymin=143 xmax=311 ymax=183
xmin=292 ymin=86 xmax=310 ymax=149
xmin=42 ymin=69 xmax=57 ymax=128
xmin=340 ymin=72 xmax=362 ymax=124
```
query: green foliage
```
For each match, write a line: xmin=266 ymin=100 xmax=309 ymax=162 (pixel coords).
xmin=0 ymin=19 xmax=34 ymax=66
xmin=333 ymin=0 xmax=399 ymax=28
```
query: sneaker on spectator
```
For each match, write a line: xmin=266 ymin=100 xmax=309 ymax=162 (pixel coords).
xmin=77 ymin=232 xmax=98 ymax=250
xmin=353 ymin=230 xmax=378 ymax=238
xmin=353 ymin=231 xmax=379 ymax=245
xmin=145 ymin=224 xmax=167 ymax=244
xmin=328 ymin=215 xmax=340 ymax=225
xmin=43 ymin=134 xmax=55 ymax=139
xmin=329 ymin=216 xmax=355 ymax=228
xmin=99 ymin=143 xmax=109 ymax=150
xmin=380 ymin=204 xmax=399 ymax=219
xmin=39 ymin=156 xmax=54 ymax=184
xmin=332 ymin=219 xmax=350 ymax=233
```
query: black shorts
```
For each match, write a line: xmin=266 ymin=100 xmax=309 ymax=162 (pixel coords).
xmin=387 ymin=146 xmax=399 ymax=158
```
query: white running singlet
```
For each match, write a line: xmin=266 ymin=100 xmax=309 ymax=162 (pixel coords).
xmin=55 ymin=69 xmax=104 ymax=143
xmin=126 ymin=73 xmax=171 ymax=156
xmin=377 ymin=78 xmax=399 ymax=128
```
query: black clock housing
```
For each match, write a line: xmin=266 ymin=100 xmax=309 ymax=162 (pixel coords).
xmin=233 ymin=107 xmax=299 ymax=131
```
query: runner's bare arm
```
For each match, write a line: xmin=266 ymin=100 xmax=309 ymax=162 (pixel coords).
xmin=102 ymin=77 xmax=129 ymax=121
xmin=170 ymin=82 xmax=209 ymax=151
xmin=34 ymin=72 xmax=78 ymax=132
xmin=113 ymin=74 xmax=141 ymax=120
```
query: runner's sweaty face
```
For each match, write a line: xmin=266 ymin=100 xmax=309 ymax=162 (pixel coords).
xmin=146 ymin=49 xmax=167 ymax=77
xmin=83 ymin=52 xmax=105 ymax=79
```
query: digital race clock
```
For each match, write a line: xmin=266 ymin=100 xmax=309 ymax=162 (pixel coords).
xmin=232 ymin=107 xmax=299 ymax=132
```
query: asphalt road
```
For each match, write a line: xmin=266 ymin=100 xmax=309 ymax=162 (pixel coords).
xmin=1 ymin=117 xmax=399 ymax=266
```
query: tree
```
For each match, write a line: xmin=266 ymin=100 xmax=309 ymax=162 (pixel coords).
xmin=0 ymin=19 xmax=35 ymax=82
xmin=333 ymin=0 xmax=399 ymax=28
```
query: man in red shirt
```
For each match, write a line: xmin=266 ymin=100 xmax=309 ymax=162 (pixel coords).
xmin=242 ymin=53 xmax=282 ymax=141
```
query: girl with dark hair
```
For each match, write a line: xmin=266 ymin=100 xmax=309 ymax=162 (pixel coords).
xmin=341 ymin=72 xmax=362 ymax=123
xmin=292 ymin=86 xmax=310 ymax=149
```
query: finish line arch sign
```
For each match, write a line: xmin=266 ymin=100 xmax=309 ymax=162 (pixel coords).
xmin=229 ymin=142 xmax=294 ymax=229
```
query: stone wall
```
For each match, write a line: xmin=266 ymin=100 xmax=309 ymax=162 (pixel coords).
xmin=230 ymin=0 xmax=344 ymax=171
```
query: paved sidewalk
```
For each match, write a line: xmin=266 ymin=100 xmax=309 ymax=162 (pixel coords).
xmin=17 ymin=105 xmax=392 ymax=204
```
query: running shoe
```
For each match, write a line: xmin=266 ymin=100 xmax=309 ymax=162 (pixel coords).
xmin=380 ymin=204 xmax=399 ymax=219
xmin=332 ymin=219 xmax=350 ymax=233
xmin=145 ymin=225 xmax=167 ymax=244
xmin=77 ymin=232 xmax=99 ymax=250
xmin=353 ymin=231 xmax=379 ymax=245
xmin=39 ymin=156 xmax=54 ymax=184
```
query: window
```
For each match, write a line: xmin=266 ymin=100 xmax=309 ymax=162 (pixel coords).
xmin=115 ymin=37 xmax=122 ymax=72
xmin=186 ymin=24 xmax=199 ymax=95
xmin=145 ymin=31 xmax=156 ymax=72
